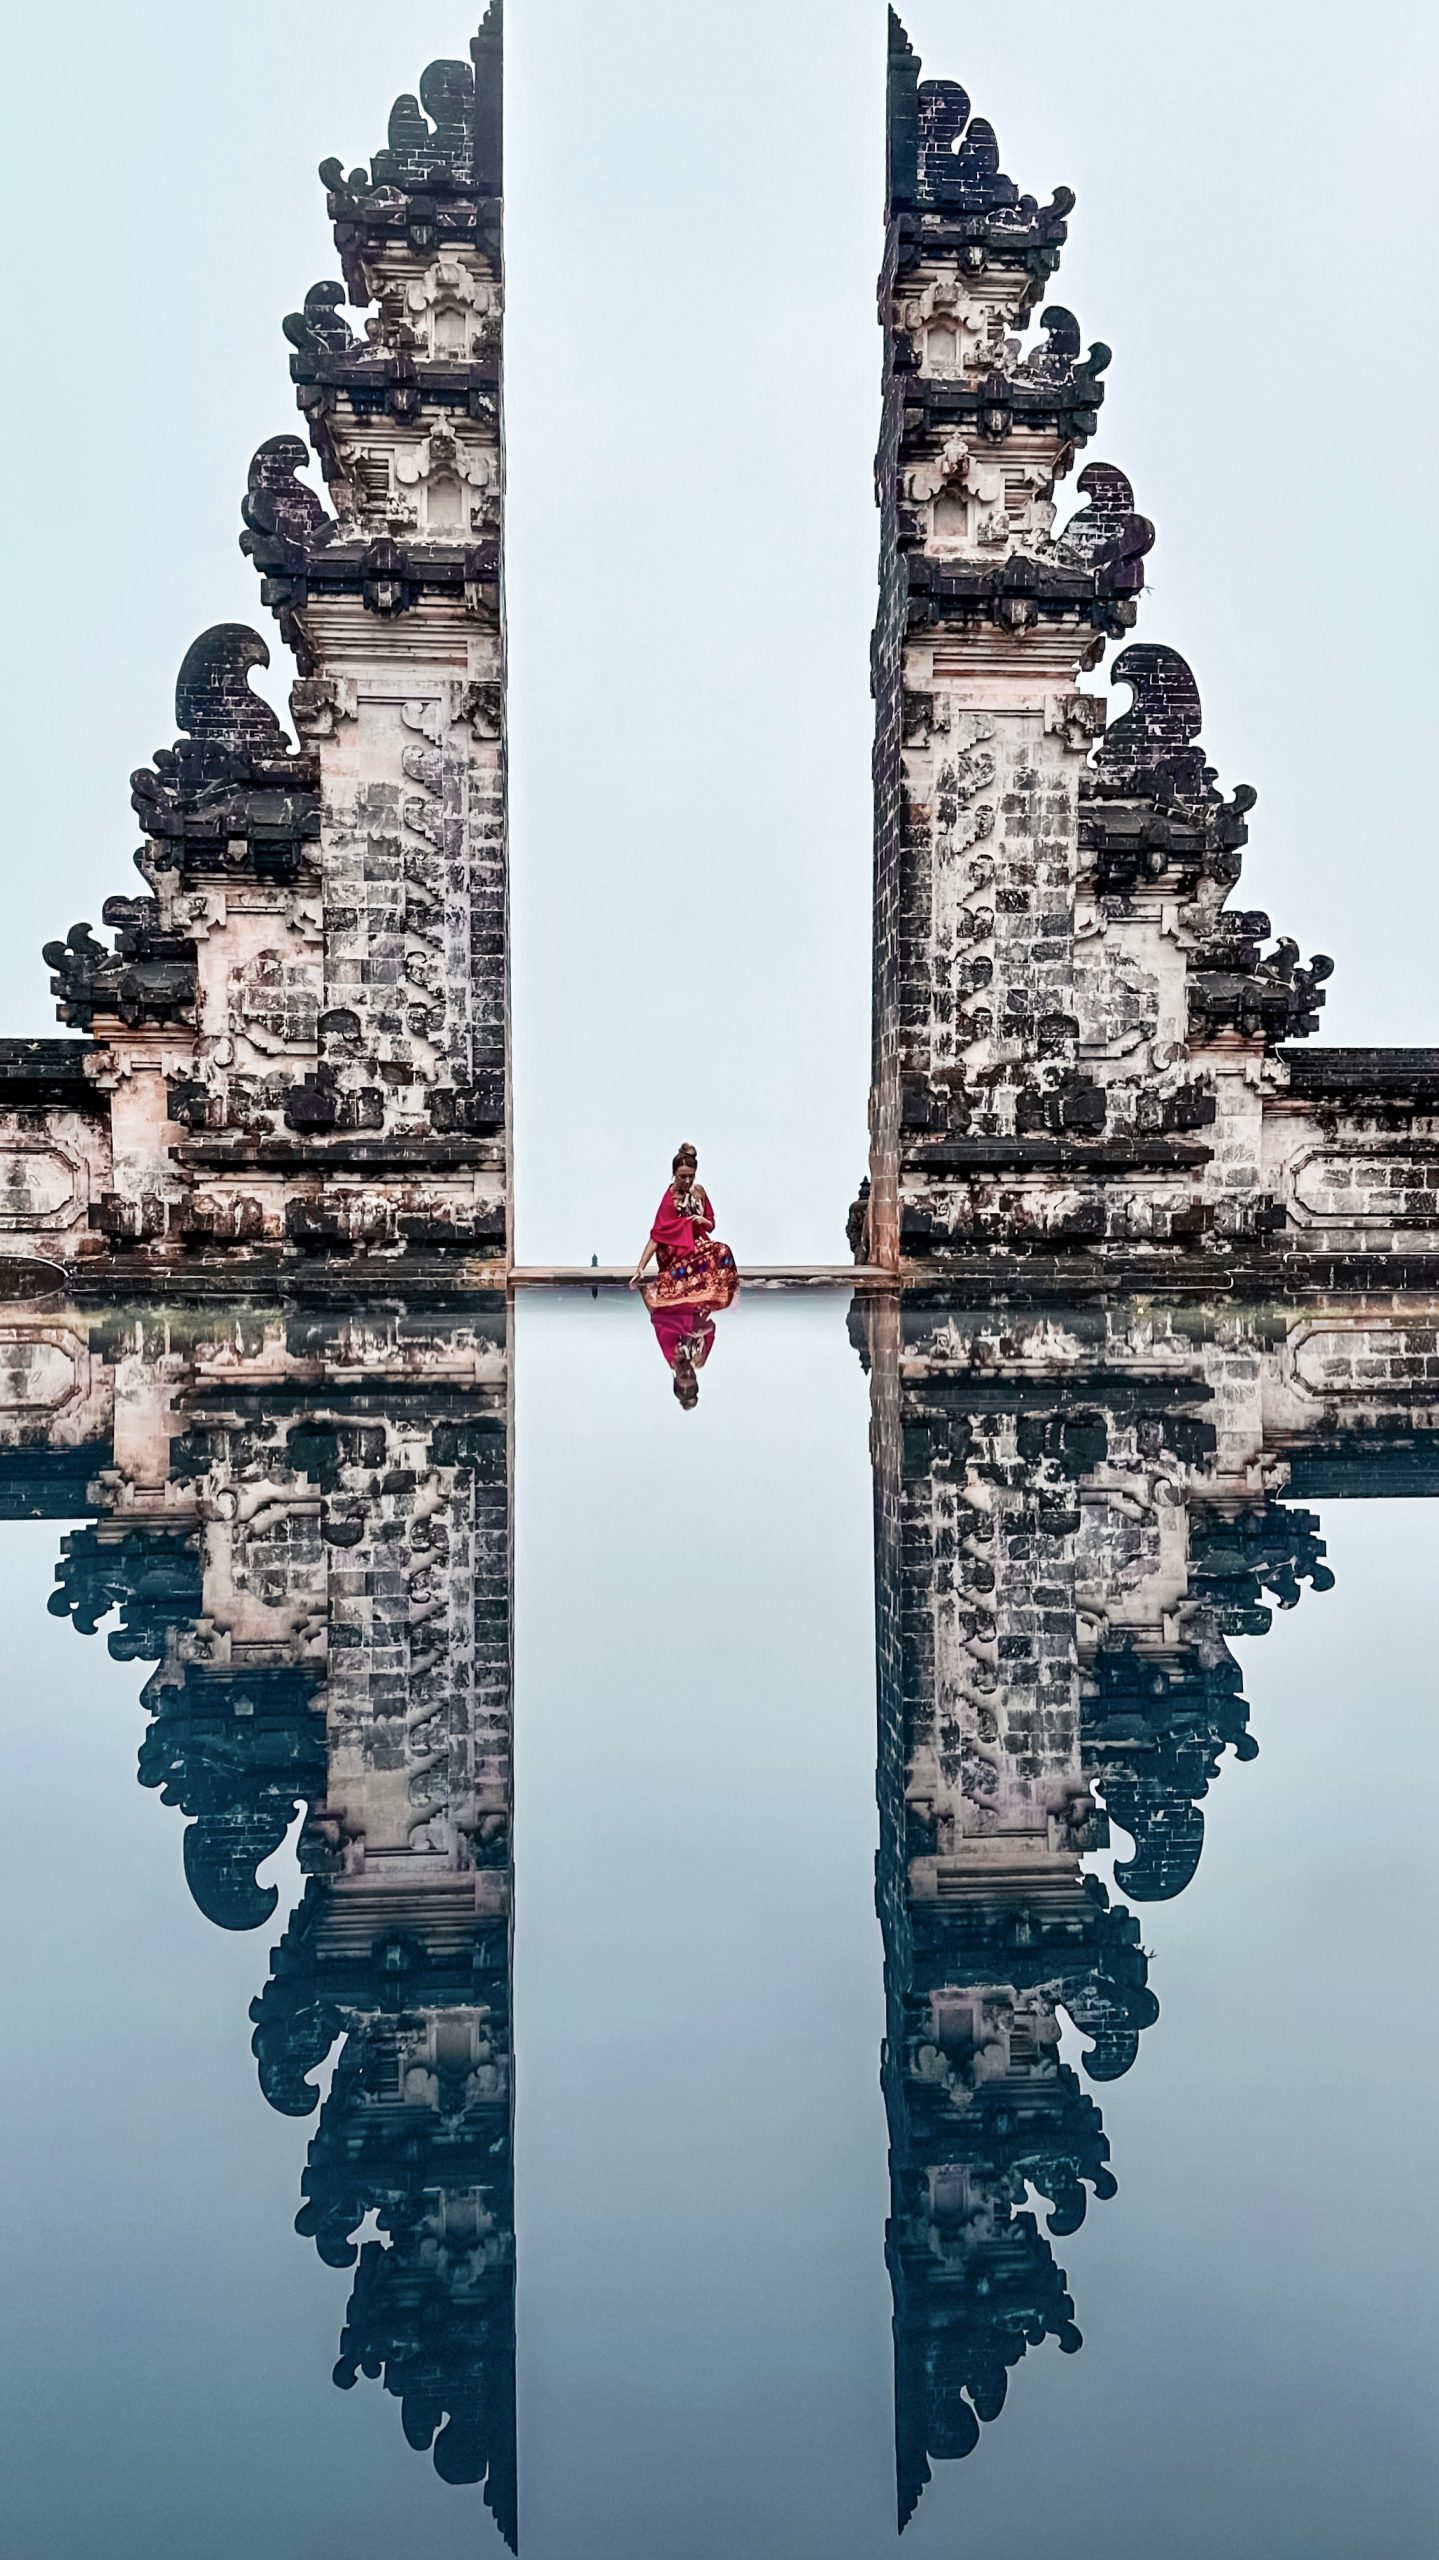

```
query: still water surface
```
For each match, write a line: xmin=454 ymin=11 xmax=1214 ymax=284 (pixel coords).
xmin=0 ymin=1292 xmax=1434 ymax=2558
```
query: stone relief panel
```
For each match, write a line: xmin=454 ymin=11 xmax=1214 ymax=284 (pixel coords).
xmin=0 ymin=1115 xmax=108 ymax=1248
xmin=1288 ymin=1144 xmax=1439 ymax=1228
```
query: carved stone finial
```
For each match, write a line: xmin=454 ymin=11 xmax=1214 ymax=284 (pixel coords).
xmin=1095 ymin=642 xmax=1214 ymax=801
xmin=376 ymin=59 xmax=477 ymax=189
xmin=1035 ymin=305 xmax=1081 ymax=363
xmin=127 ymin=624 xmax=317 ymax=879
xmin=173 ymin=624 xmax=287 ymax=753
xmin=1051 ymin=463 xmax=1155 ymax=599
xmin=888 ymin=20 xmax=1073 ymax=267
xmin=1079 ymin=636 xmax=1261 ymax=904
xmin=241 ymin=434 xmax=330 ymax=552
xmin=918 ymin=85 xmax=1022 ymax=214
xmin=318 ymin=7 xmax=503 ymax=267
xmin=282 ymin=280 xmax=357 ymax=359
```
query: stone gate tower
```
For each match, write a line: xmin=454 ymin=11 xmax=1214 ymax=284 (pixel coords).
xmin=863 ymin=12 xmax=1439 ymax=1289
xmin=0 ymin=11 xmax=508 ymax=1284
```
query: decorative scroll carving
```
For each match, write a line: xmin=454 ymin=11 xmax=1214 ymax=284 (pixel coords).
xmin=375 ymin=58 xmax=487 ymax=191
xmin=1049 ymin=462 xmax=1155 ymax=599
xmin=241 ymin=433 xmax=333 ymax=550
xmin=1093 ymin=641 xmax=1210 ymax=799
xmin=1188 ymin=917 xmax=1334 ymax=1046
xmin=129 ymin=625 xmax=319 ymax=879
xmin=43 ymin=908 xmax=197 ymax=1032
xmin=282 ymin=280 xmax=357 ymax=359
xmin=139 ymin=1665 xmax=326 ymax=1931
xmin=915 ymin=82 xmax=1030 ymax=217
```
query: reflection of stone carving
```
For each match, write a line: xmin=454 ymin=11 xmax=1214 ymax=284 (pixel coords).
xmin=2 ymin=1305 xmax=515 ymax=2534
xmin=856 ymin=1292 xmax=1439 ymax=2523
xmin=255 ymin=1882 xmax=515 ymax=2529
xmin=2 ymin=1290 xmax=1437 ymax=2537
xmin=140 ymin=1664 xmax=326 ymax=1931
xmin=48 ymin=1523 xmax=201 ymax=1655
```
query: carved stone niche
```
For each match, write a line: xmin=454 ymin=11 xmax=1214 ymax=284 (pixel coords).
xmin=328 ymin=413 xmax=496 ymax=541
xmin=403 ymin=255 xmax=498 ymax=360
xmin=394 ymin=416 xmax=496 ymax=537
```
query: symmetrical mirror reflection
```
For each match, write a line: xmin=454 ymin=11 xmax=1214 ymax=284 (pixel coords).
xmin=8 ymin=1310 xmax=517 ymax=2546
xmin=1 ymin=1294 xmax=1435 ymax=2552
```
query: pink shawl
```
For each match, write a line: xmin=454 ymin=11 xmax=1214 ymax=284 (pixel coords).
xmin=649 ymin=1183 xmax=713 ymax=1260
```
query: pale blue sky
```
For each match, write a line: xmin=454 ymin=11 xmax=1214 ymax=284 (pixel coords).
xmin=3 ymin=0 xmax=1435 ymax=1259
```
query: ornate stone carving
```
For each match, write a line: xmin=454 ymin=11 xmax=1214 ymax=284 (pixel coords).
xmin=44 ymin=908 xmax=198 ymax=1032
xmin=0 ymin=18 xmax=509 ymax=1283
xmin=130 ymin=624 xmax=320 ymax=879
xmin=868 ymin=20 xmax=1420 ymax=1284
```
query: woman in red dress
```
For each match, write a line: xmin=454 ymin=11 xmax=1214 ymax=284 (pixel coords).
xmin=629 ymin=1146 xmax=738 ymax=1402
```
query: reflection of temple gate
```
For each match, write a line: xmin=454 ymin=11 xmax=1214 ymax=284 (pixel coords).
xmin=854 ymin=1295 xmax=1439 ymax=2525
xmin=1 ymin=1291 xmax=1437 ymax=2539
xmin=0 ymin=1308 xmax=516 ymax=2545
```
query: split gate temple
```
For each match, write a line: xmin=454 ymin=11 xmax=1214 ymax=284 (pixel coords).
xmin=860 ymin=13 xmax=1439 ymax=1289
xmin=2 ymin=14 xmax=509 ymax=1284
xmin=1 ymin=11 xmax=1436 ymax=2554
xmin=0 ymin=5 xmax=1431 ymax=1289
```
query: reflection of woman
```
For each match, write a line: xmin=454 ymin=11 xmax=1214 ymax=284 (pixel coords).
xmin=629 ymin=1144 xmax=739 ymax=1313
xmin=648 ymin=1302 xmax=718 ymax=1410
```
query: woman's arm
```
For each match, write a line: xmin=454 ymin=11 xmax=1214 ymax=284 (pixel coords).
xmin=629 ymin=1236 xmax=658 ymax=1288
xmin=694 ymin=1187 xmax=715 ymax=1232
